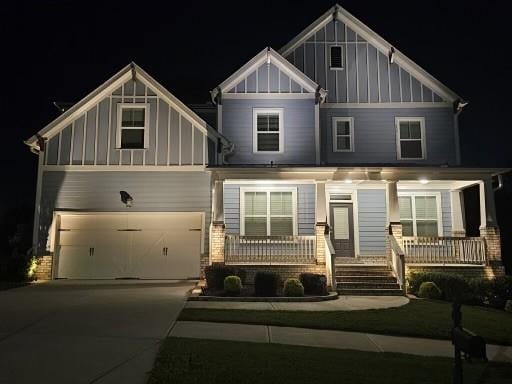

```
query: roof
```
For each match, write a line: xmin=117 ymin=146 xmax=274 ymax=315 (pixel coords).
xmin=25 ymin=63 xmax=225 ymax=150
xmin=211 ymin=47 xmax=326 ymax=101
xmin=279 ymin=4 xmax=462 ymax=103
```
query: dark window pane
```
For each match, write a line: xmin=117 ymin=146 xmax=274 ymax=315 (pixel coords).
xmin=417 ymin=221 xmax=438 ymax=236
xmin=337 ymin=136 xmax=351 ymax=150
xmin=399 ymin=122 xmax=410 ymax=139
xmin=122 ymin=108 xmax=145 ymax=127
xmin=257 ymin=113 xmax=279 ymax=132
xmin=330 ymin=46 xmax=343 ymax=68
xmin=400 ymin=140 xmax=423 ymax=158
xmin=121 ymin=129 xmax=145 ymax=148
xmin=401 ymin=221 xmax=414 ymax=236
xmin=245 ymin=217 xmax=267 ymax=236
xmin=257 ymin=133 xmax=279 ymax=151
xmin=268 ymin=115 xmax=279 ymax=131
xmin=257 ymin=115 xmax=269 ymax=131
xmin=270 ymin=217 xmax=293 ymax=236
xmin=336 ymin=121 xmax=350 ymax=135
xmin=409 ymin=122 xmax=421 ymax=139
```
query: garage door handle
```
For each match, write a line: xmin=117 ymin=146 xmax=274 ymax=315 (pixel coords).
xmin=89 ymin=247 xmax=94 ymax=256
xmin=189 ymin=228 xmax=201 ymax=231
xmin=117 ymin=229 xmax=142 ymax=232
xmin=163 ymin=247 xmax=168 ymax=256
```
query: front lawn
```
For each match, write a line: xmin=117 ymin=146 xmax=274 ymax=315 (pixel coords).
xmin=179 ymin=299 xmax=512 ymax=345
xmin=148 ymin=337 xmax=512 ymax=384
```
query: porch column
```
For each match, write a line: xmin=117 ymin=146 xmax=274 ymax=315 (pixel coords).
xmin=315 ymin=182 xmax=327 ymax=264
xmin=479 ymin=179 xmax=502 ymax=265
xmin=211 ymin=180 xmax=225 ymax=263
xmin=450 ymin=190 xmax=466 ymax=237
xmin=386 ymin=181 xmax=403 ymax=260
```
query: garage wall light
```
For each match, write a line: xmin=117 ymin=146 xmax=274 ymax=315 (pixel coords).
xmin=120 ymin=191 xmax=133 ymax=208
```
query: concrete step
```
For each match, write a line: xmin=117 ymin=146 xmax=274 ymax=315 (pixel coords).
xmin=337 ymin=282 xmax=401 ymax=290
xmin=336 ymin=270 xmax=394 ymax=277
xmin=336 ymin=275 xmax=398 ymax=283
xmin=336 ymin=265 xmax=391 ymax=272
xmin=337 ymin=288 xmax=404 ymax=296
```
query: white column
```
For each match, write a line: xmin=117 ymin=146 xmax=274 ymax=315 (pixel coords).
xmin=386 ymin=181 xmax=400 ymax=224
xmin=213 ymin=180 xmax=224 ymax=223
xmin=450 ymin=190 xmax=466 ymax=236
xmin=316 ymin=182 xmax=327 ymax=224
xmin=479 ymin=179 xmax=497 ymax=228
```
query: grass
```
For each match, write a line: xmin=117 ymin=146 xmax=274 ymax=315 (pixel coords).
xmin=148 ymin=337 xmax=512 ymax=384
xmin=179 ymin=299 xmax=512 ymax=345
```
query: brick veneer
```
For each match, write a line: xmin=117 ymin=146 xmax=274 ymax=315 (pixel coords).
xmin=315 ymin=224 xmax=326 ymax=264
xmin=229 ymin=264 xmax=327 ymax=285
xmin=210 ymin=223 xmax=225 ymax=264
xmin=34 ymin=255 xmax=53 ymax=280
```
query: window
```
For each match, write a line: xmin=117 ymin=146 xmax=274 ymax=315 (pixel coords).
xmin=398 ymin=193 xmax=442 ymax=237
xmin=396 ymin=117 xmax=426 ymax=160
xmin=117 ymin=104 xmax=149 ymax=149
xmin=332 ymin=117 xmax=354 ymax=152
xmin=253 ymin=109 xmax=283 ymax=153
xmin=330 ymin=46 xmax=344 ymax=69
xmin=241 ymin=188 xmax=297 ymax=236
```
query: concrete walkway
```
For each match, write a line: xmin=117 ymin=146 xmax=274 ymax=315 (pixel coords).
xmin=185 ymin=295 xmax=409 ymax=311
xmin=170 ymin=321 xmax=512 ymax=363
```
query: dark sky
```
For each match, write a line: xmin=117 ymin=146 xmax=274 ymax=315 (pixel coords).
xmin=1 ymin=0 xmax=511 ymax=211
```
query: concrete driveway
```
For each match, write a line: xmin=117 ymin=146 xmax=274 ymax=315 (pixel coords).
xmin=0 ymin=280 xmax=194 ymax=384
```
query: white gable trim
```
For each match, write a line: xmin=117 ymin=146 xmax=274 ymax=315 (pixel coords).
xmin=25 ymin=63 xmax=214 ymax=149
xmin=279 ymin=5 xmax=461 ymax=103
xmin=215 ymin=47 xmax=321 ymax=95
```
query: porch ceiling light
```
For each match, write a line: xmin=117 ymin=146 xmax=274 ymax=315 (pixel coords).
xmin=344 ymin=178 xmax=353 ymax=184
xmin=418 ymin=177 xmax=429 ymax=185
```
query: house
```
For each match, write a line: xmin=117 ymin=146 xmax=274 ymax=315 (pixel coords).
xmin=26 ymin=5 xmax=507 ymax=294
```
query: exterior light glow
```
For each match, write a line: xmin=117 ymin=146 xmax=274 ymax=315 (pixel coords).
xmin=345 ymin=178 xmax=353 ymax=184
xmin=419 ymin=178 xmax=429 ymax=184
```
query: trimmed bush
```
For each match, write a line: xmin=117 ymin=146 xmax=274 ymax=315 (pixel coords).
xmin=468 ymin=277 xmax=493 ymax=306
xmin=205 ymin=264 xmax=246 ymax=290
xmin=254 ymin=271 xmax=280 ymax=297
xmin=284 ymin=278 xmax=304 ymax=297
xmin=299 ymin=273 xmax=327 ymax=295
xmin=418 ymin=281 xmax=442 ymax=300
xmin=408 ymin=272 xmax=470 ymax=302
xmin=224 ymin=275 xmax=242 ymax=296
xmin=488 ymin=276 xmax=512 ymax=309
xmin=505 ymin=300 xmax=512 ymax=313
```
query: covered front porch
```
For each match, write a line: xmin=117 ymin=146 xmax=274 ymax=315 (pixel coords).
xmin=208 ymin=167 xmax=505 ymax=288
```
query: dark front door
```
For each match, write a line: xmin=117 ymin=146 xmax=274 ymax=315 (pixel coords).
xmin=329 ymin=203 xmax=355 ymax=257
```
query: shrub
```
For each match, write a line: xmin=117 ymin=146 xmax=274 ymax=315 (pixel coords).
xmin=468 ymin=278 xmax=493 ymax=306
xmin=284 ymin=278 xmax=304 ymax=297
xmin=488 ymin=276 xmax=512 ymax=309
xmin=223 ymin=275 xmax=242 ymax=296
xmin=418 ymin=281 xmax=442 ymax=300
xmin=205 ymin=264 xmax=246 ymax=290
xmin=505 ymin=300 xmax=512 ymax=313
xmin=254 ymin=271 xmax=280 ymax=297
xmin=299 ymin=273 xmax=327 ymax=295
xmin=408 ymin=272 xmax=470 ymax=302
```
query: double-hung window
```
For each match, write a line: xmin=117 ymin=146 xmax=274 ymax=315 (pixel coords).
xmin=396 ymin=117 xmax=426 ymax=160
xmin=241 ymin=188 xmax=296 ymax=236
xmin=332 ymin=117 xmax=354 ymax=152
xmin=253 ymin=108 xmax=283 ymax=153
xmin=398 ymin=193 xmax=442 ymax=237
xmin=117 ymin=104 xmax=149 ymax=149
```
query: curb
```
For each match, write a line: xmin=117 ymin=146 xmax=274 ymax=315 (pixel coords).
xmin=187 ymin=291 xmax=339 ymax=302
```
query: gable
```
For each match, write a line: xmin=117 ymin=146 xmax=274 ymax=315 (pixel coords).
xmin=280 ymin=5 xmax=461 ymax=104
xmin=27 ymin=64 xmax=219 ymax=167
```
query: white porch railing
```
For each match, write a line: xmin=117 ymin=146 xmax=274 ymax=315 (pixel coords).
xmin=389 ymin=234 xmax=406 ymax=294
xmin=224 ymin=235 xmax=316 ymax=265
xmin=403 ymin=236 xmax=486 ymax=265
xmin=324 ymin=234 xmax=336 ymax=289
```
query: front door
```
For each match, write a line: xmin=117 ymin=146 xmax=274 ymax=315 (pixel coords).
xmin=329 ymin=203 xmax=355 ymax=257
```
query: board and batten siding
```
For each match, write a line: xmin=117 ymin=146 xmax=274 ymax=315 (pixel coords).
xmin=224 ymin=184 xmax=315 ymax=235
xmin=222 ymin=98 xmax=316 ymax=164
xmin=37 ymin=171 xmax=211 ymax=255
xmin=44 ymin=79 xmax=208 ymax=167
xmin=227 ymin=62 xmax=310 ymax=94
xmin=357 ymin=189 xmax=387 ymax=256
xmin=321 ymin=107 xmax=456 ymax=165
xmin=285 ymin=19 xmax=445 ymax=104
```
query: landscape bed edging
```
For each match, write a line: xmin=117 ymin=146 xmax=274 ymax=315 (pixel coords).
xmin=187 ymin=291 xmax=339 ymax=302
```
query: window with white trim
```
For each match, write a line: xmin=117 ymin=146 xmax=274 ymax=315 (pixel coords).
xmin=241 ymin=188 xmax=296 ymax=236
xmin=117 ymin=104 xmax=149 ymax=149
xmin=253 ymin=109 xmax=283 ymax=153
xmin=330 ymin=46 xmax=344 ymax=70
xmin=398 ymin=193 xmax=442 ymax=237
xmin=396 ymin=117 xmax=426 ymax=160
xmin=332 ymin=117 xmax=354 ymax=152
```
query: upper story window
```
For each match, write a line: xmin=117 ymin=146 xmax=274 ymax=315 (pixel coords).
xmin=398 ymin=193 xmax=442 ymax=237
xmin=396 ymin=117 xmax=426 ymax=160
xmin=253 ymin=108 xmax=283 ymax=153
xmin=332 ymin=117 xmax=354 ymax=152
xmin=241 ymin=188 xmax=297 ymax=236
xmin=117 ymin=104 xmax=149 ymax=149
xmin=330 ymin=46 xmax=344 ymax=70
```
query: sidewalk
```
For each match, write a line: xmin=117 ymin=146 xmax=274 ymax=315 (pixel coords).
xmin=185 ymin=295 xmax=409 ymax=311
xmin=170 ymin=321 xmax=512 ymax=363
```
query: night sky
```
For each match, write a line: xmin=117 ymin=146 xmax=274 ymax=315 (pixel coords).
xmin=2 ymin=1 xmax=511 ymax=265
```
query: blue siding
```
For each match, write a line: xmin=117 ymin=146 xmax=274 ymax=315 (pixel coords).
xmin=321 ymin=107 xmax=456 ymax=165
xmin=222 ymin=98 xmax=316 ymax=165
xmin=224 ymin=183 xmax=315 ymax=235
xmin=357 ymin=189 xmax=387 ymax=256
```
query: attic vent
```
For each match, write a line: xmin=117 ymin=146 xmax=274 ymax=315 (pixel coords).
xmin=330 ymin=46 xmax=343 ymax=69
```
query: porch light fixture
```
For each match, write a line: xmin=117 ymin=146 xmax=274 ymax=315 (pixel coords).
xmin=418 ymin=178 xmax=429 ymax=185
xmin=344 ymin=178 xmax=353 ymax=184
xmin=120 ymin=191 xmax=133 ymax=208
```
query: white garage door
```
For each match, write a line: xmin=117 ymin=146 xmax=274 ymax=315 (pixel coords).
xmin=55 ymin=213 xmax=202 ymax=279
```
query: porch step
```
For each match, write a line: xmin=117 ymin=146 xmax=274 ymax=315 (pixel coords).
xmin=337 ymin=282 xmax=400 ymax=290
xmin=337 ymin=288 xmax=404 ymax=296
xmin=336 ymin=270 xmax=392 ymax=277
xmin=337 ymin=275 xmax=397 ymax=283
xmin=335 ymin=264 xmax=404 ymax=296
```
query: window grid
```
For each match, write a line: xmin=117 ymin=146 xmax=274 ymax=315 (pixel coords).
xmin=253 ymin=109 xmax=283 ymax=153
xmin=396 ymin=117 xmax=425 ymax=160
xmin=399 ymin=195 xmax=440 ymax=237
xmin=117 ymin=104 xmax=149 ymax=149
xmin=332 ymin=117 xmax=354 ymax=152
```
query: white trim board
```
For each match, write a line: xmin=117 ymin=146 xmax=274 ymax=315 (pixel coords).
xmin=321 ymin=102 xmax=452 ymax=109
xmin=222 ymin=93 xmax=316 ymax=100
xmin=279 ymin=5 xmax=462 ymax=103
xmin=42 ymin=165 xmax=207 ymax=172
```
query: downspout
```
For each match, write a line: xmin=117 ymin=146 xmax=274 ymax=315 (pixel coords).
xmin=210 ymin=86 xmax=235 ymax=165
xmin=453 ymin=99 xmax=468 ymax=165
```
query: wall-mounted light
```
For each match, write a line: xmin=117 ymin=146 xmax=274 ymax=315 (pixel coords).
xmin=344 ymin=178 xmax=353 ymax=184
xmin=418 ymin=178 xmax=429 ymax=185
xmin=120 ymin=191 xmax=133 ymax=208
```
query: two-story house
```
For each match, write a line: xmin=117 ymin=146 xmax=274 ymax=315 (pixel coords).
xmin=26 ymin=5 xmax=507 ymax=294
